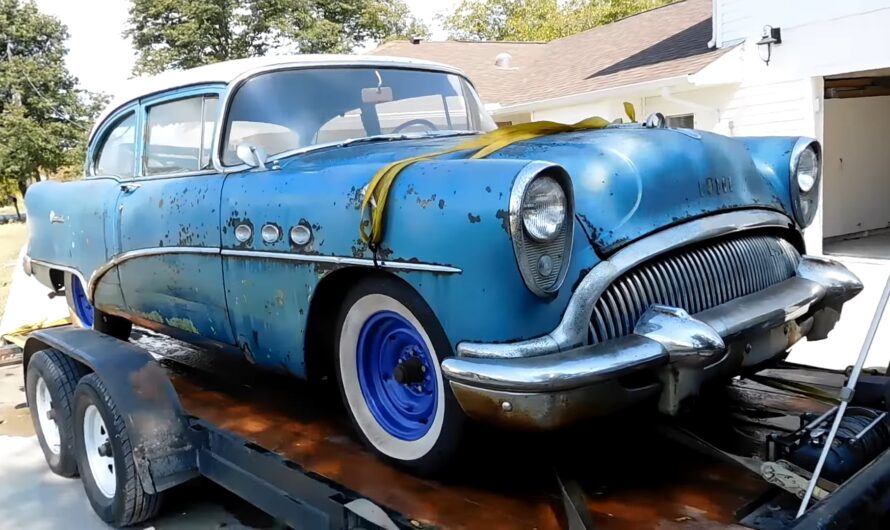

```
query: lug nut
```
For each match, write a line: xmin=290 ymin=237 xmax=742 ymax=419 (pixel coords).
xmin=97 ymin=441 xmax=112 ymax=457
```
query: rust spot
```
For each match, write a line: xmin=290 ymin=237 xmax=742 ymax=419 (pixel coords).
xmin=158 ymin=198 xmax=164 ymax=208
xmin=438 ymin=199 xmax=446 ymax=210
xmin=416 ymin=193 xmax=437 ymax=209
xmin=495 ymin=209 xmax=510 ymax=233
xmin=468 ymin=213 xmax=481 ymax=224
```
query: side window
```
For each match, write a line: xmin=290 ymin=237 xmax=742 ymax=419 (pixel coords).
xmin=143 ymin=95 xmax=218 ymax=176
xmin=94 ymin=113 xmax=136 ymax=177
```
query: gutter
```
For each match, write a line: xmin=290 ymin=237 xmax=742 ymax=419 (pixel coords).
xmin=490 ymin=75 xmax=690 ymax=117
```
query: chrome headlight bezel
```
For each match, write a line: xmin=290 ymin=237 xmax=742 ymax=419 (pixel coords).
xmin=789 ymin=138 xmax=822 ymax=228
xmin=509 ymin=162 xmax=574 ymax=297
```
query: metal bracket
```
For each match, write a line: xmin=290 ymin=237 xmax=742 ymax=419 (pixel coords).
xmin=761 ymin=460 xmax=836 ymax=501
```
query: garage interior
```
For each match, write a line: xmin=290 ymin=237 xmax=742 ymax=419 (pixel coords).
xmin=822 ymin=70 xmax=890 ymax=260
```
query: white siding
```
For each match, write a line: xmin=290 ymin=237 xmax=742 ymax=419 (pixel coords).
xmin=823 ymin=96 xmax=890 ymax=237
xmin=715 ymin=0 xmax=890 ymax=48
xmin=530 ymin=99 xmax=643 ymax=124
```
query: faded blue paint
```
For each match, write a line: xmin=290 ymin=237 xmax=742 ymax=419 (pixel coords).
xmin=23 ymin=72 xmax=807 ymax=382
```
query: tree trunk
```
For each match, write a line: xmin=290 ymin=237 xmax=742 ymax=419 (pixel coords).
xmin=15 ymin=179 xmax=27 ymax=220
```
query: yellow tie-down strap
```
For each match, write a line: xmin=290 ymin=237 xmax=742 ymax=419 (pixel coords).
xmin=2 ymin=317 xmax=71 ymax=348
xmin=359 ymin=113 xmax=631 ymax=247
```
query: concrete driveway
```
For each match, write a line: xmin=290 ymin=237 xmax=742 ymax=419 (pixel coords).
xmin=0 ymin=363 xmax=280 ymax=529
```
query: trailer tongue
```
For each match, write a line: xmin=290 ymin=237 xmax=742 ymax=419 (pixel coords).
xmin=19 ymin=321 xmax=890 ymax=529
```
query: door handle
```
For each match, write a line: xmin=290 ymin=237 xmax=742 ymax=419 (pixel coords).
xmin=120 ymin=183 xmax=141 ymax=194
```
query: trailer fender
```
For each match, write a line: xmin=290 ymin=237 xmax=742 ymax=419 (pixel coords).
xmin=24 ymin=327 xmax=198 ymax=494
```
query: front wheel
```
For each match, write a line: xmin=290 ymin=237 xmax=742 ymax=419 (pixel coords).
xmin=335 ymin=276 xmax=465 ymax=474
xmin=64 ymin=273 xmax=131 ymax=340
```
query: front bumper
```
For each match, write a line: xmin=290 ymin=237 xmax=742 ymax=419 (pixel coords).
xmin=441 ymin=256 xmax=863 ymax=429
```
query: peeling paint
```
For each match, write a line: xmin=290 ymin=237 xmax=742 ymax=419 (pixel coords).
xmin=468 ymin=213 xmax=481 ymax=224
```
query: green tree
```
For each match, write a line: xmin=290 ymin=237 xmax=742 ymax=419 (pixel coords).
xmin=0 ymin=0 xmax=102 ymax=197
xmin=126 ymin=0 xmax=429 ymax=75
xmin=441 ymin=0 xmax=673 ymax=42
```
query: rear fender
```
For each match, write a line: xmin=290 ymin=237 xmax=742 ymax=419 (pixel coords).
xmin=24 ymin=327 xmax=197 ymax=493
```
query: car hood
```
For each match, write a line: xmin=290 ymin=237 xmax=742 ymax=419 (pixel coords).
xmin=281 ymin=127 xmax=790 ymax=255
xmin=486 ymin=126 xmax=789 ymax=254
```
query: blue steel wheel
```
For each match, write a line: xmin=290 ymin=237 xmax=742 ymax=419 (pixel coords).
xmin=336 ymin=277 xmax=464 ymax=473
xmin=65 ymin=273 xmax=94 ymax=328
xmin=356 ymin=311 xmax=438 ymax=441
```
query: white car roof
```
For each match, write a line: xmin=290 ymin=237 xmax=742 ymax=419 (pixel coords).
xmin=91 ymin=54 xmax=466 ymax=141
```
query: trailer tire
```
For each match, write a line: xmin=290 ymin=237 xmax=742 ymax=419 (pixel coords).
xmin=73 ymin=373 xmax=162 ymax=526
xmin=64 ymin=273 xmax=132 ymax=340
xmin=26 ymin=348 xmax=88 ymax=477
xmin=335 ymin=275 xmax=465 ymax=474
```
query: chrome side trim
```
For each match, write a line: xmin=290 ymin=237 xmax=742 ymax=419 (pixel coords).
xmin=84 ymin=246 xmax=460 ymax=300
xmin=28 ymin=258 xmax=89 ymax=291
xmin=87 ymin=246 xmax=220 ymax=299
xmin=457 ymin=209 xmax=795 ymax=359
xmin=220 ymin=249 xmax=462 ymax=274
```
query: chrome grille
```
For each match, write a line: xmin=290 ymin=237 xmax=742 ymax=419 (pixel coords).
xmin=589 ymin=234 xmax=801 ymax=344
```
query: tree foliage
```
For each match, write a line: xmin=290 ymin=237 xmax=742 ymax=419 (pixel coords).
xmin=126 ymin=0 xmax=429 ymax=75
xmin=441 ymin=0 xmax=673 ymax=42
xmin=0 ymin=0 xmax=104 ymax=195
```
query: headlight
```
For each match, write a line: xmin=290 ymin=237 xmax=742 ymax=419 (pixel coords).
xmin=796 ymin=146 xmax=819 ymax=193
xmin=790 ymin=139 xmax=821 ymax=228
xmin=508 ymin=164 xmax=574 ymax=298
xmin=521 ymin=176 xmax=567 ymax=241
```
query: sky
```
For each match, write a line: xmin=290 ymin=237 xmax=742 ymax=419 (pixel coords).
xmin=34 ymin=0 xmax=461 ymax=97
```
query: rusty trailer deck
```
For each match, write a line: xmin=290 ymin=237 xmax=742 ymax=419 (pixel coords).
xmin=129 ymin=328 xmax=849 ymax=530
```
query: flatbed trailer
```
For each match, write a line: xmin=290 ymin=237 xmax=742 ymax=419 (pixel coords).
xmin=18 ymin=325 xmax=890 ymax=529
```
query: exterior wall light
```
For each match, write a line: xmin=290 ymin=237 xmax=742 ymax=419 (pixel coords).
xmin=757 ymin=25 xmax=782 ymax=66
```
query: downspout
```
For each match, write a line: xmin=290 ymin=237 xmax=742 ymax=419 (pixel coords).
xmin=659 ymin=86 xmax=724 ymax=132
xmin=708 ymin=0 xmax=720 ymax=48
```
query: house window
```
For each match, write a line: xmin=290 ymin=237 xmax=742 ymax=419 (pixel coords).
xmin=667 ymin=114 xmax=694 ymax=129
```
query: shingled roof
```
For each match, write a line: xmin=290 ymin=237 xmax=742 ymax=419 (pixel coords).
xmin=370 ymin=0 xmax=726 ymax=108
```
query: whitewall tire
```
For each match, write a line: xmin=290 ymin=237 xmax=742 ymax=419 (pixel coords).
xmin=335 ymin=276 xmax=464 ymax=473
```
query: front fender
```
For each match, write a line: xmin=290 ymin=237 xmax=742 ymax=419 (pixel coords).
xmin=368 ymin=158 xmax=598 ymax=348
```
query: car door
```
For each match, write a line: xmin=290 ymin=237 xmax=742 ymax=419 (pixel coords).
xmin=114 ymin=86 xmax=235 ymax=344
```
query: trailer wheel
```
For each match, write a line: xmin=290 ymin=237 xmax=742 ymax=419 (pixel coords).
xmin=26 ymin=348 xmax=88 ymax=477
xmin=335 ymin=275 xmax=465 ymax=474
xmin=73 ymin=373 xmax=162 ymax=526
xmin=64 ymin=273 xmax=132 ymax=340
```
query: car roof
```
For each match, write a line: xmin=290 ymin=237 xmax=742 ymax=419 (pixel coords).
xmin=91 ymin=54 xmax=466 ymax=142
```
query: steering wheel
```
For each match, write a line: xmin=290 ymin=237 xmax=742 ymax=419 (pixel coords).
xmin=392 ymin=119 xmax=439 ymax=134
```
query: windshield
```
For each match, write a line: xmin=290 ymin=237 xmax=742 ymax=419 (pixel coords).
xmin=222 ymin=67 xmax=496 ymax=165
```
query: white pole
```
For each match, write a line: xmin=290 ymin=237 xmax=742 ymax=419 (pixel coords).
xmin=796 ymin=274 xmax=890 ymax=518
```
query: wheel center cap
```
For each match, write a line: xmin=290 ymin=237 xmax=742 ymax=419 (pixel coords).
xmin=393 ymin=356 xmax=425 ymax=385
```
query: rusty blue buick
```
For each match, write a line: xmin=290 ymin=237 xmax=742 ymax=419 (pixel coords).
xmin=24 ymin=55 xmax=862 ymax=472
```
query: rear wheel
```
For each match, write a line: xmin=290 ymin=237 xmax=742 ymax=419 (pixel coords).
xmin=334 ymin=275 xmax=465 ymax=474
xmin=73 ymin=373 xmax=162 ymax=526
xmin=64 ymin=273 xmax=131 ymax=340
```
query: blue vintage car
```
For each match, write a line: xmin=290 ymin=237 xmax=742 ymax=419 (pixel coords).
xmin=24 ymin=55 xmax=862 ymax=473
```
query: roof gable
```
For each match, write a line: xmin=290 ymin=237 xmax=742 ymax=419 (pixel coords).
xmin=370 ymin=0 xmax=725 ymax=108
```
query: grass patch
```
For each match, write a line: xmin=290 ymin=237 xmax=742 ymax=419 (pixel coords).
xmin=0 ymin=222 xmax=28 ymax=316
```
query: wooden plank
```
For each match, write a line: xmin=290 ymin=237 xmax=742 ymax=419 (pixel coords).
xmin=151 ymin=335 xmax=766 ymax=530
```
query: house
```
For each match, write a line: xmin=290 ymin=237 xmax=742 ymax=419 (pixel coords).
xmin=372 ymin=0 xmax=890 ymax=370
xmin=371 ymin=0 xmax=890 ymax=259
